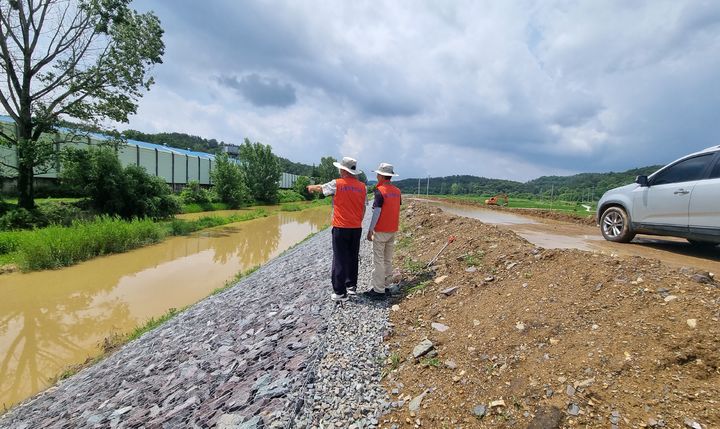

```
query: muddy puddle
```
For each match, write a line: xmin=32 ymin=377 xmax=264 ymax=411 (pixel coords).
xmin=0 ymin=207 xmax=330 ymax=409
xmin=427 ymin=200 xmax=720 ymax=273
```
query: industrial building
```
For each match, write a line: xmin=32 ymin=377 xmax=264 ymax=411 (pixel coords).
xmin=0 ymin=116 xmax=300 ymax=190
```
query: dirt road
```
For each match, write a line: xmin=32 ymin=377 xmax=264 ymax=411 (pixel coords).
xmin=418 ymin=198 xmax=720 ymax=275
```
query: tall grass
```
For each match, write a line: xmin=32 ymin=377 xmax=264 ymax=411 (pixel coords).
xmin=16 ymin=216 xmax=166 ymax=271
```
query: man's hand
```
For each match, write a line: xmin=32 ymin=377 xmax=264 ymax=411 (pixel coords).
xmin=366 ymin=231 xmax=374 ymax=241
xmin=307 ymin=184 xmax=322 ymax=193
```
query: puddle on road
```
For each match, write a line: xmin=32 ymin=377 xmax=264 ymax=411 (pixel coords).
xmin=425 ymin=200 xmax=537 ymax=225
xmin=0 ymin=207 xmax=330 ymax=409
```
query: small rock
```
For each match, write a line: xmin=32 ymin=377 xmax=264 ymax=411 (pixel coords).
xmin=472 ymin=404 xmax=487 ymax=418
xmin=567 ymin=404 xmax=580 ymax=416
xmin=691 ymin=274 xmax=713 ymax=284
xmin=687 ymin=319 xmax=697 ymax=328
xmin=444 ymin=360 xmax=457 ymax=369
xmin=664 ymin=295 xmax=678 ymax=302
xmin=412 ymin=339 xmax=434 ymax=359
xmin=566 ymin=385 xmax=576 ymax=396
xmin=684 ymin=418 xmax=702 ymax=429
xmin=408 ymin=390 xmax=429 ymax=412
xmin=484 ymin=276 xmax=495 ymax=282
xmin=648 ymin=417 xmax=659 ymax=427
xmin=431 ymin=322 xmax=450 ymax=332
xmin=489 ymin=399 xmax=505 ymax=408
xmin=473 ymin=319 xmax=480 ymax=326
xmin=575 ymin=378 xmax=594 ymax=390
xmin=549 ymin=338 xmax=559 ymax=345
xmin=434 ymin=275 xmax=448 ymax=284
xmin=391 ymin=304 xmax=400 ymax=312
xmin=591 ymin=324 xmax=599 ymax=330
xmin=516 ymin=322 xmax=525 ymax=331
xmin=465 ymin=266 xmax=477 ymax=273
xmin=440 ymin=287 xmax=458 ymax=296
xmin=110 ymin=406 xmax=132 ymax=418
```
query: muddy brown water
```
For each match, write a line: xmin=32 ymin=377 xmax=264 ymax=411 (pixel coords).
xmin=426 ymin=200 xmax=720 ymax=274
xmin=0 ymin=207 xmax=330 ymax=409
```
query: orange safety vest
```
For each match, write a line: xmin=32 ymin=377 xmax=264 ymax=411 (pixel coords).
xmin=375 ymin=182 xmax=401 ymax=232
xmin=332 ymin=177 xmax=367 ymax=228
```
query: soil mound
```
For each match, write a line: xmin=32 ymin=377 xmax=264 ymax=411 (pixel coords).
xmin=382 ymin=203 xmax=719 ymax=428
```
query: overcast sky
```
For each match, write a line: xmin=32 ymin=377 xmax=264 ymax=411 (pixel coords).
xmin=123 ymin=0 xmax=720 ymax=181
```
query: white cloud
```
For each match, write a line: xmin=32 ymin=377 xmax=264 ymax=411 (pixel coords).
xmin=120 ymin=0 xmax=720 ymax=179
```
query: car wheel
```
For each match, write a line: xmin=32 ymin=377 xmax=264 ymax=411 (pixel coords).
xmin=687 ymin=239 xmax=718 ymax=249
xmin=600 ymin=206 xmax=635 ymax=243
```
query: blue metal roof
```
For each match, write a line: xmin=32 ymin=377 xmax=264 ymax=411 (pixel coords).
xmin=0 ymin=115 xmax=216 ymax=160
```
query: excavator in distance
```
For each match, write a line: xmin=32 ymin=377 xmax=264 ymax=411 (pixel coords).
xmin=484 ymin=193 xmax=509 ymax=206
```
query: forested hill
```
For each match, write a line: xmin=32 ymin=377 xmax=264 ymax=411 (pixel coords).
xmin=122 ymin=130 xmax=315 ymax=176
xmin=394 ymin=165 xmax=662 ymax=201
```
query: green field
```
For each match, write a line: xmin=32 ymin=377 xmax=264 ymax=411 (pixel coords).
xmin=431 ymin=194 xmax=596 ymax=214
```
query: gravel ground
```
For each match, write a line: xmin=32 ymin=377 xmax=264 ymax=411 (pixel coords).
xmin=0 ymin=212 xmax=392 ymax=428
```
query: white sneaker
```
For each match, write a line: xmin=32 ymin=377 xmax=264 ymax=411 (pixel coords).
xmin=331 ymin=293 xmax=349 ymax=302
xmin=347 ymin=286 xmax=357 ymax=295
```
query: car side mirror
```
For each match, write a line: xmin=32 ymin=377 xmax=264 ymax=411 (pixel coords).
xmin=635 ymin=175 xmax=649 ymax=187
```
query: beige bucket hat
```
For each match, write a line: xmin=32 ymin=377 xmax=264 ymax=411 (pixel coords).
xmin=373 ymin=162 xmax=399 ymax=177
xmin=333 ymin=157 xmax=362 ymax=175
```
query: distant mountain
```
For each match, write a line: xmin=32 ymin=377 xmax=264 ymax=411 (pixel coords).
xmin=395 ymin=166 xmax=662 ymax=201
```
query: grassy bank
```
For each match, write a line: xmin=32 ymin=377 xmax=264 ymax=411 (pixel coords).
xmin=0 ymin=209 xmax=269 ymax=272
xmin=0 ymin=199 xmax=332 ymax=273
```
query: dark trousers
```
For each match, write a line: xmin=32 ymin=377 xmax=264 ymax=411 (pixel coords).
xmin=331 ymin=227 xmax=362 ymax=295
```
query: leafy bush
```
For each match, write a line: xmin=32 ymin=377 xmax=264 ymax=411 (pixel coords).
xmin=293 ymin=176 xmax=315 ymax=201
xmin=211 ymin=153 xmax=250 ymax=208
xmin=0 ymin=208 xmax=38 ymax=230
xmin=62 ymin=147 xmax=180 ymax=219
xmin=179 ymin=180 xmax=212 ymax=205
xmin=278 ymin=189 xmax=304 ymax=203
xmin=35 ymin=201 xmax=85 ymax=226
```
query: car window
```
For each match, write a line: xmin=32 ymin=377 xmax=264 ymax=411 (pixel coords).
xmin=652 ymin=154 xmax=713 ymax=185
xmin=709 ymin=155 xmax=720 ymax=179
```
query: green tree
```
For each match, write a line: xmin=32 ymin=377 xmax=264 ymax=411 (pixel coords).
xmin=211 ymin=153 xmax=250 ymax=208
xmin=0 ymin=0 xmax=164 ymax=210
xmin=317 ymin=156 xmax=339 ymax=183
xmin=238 ymin=139 xmax=281 ymax=203
xmin=293 ymin=175 xmax=314 ymax=201
xmin=450 ymin=183 xmax=461 ymax=195
xmin=62 ymin=147 xmax=178 ymax=219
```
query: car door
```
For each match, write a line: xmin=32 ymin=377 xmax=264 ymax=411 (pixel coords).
xmin=689 ymin=152 xmax=720 ymax=232
xmin=632 ymin=153 xmax=715 ymax=230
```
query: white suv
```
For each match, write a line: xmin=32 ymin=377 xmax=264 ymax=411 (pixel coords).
xmin=597 ymin=145 xmax=720 ymax=247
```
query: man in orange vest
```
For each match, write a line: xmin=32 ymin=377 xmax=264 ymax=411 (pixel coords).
xmin=363 ymin=162 xmax=401 ymax=300
xmin=307 ymin=157 xmax=367 ymax=302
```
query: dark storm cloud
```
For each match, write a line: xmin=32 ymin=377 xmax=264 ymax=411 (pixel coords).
xmin=125 ymin=0 xmax=720 ymax=180
xmin=219 ymin=74 xmax=297 ymax=107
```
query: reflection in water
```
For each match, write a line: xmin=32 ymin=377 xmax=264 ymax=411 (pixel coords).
xmin=0 ymin=207 xmax=330 ymax=409
xmin=427 ymin=201 xmax=536 ymax=225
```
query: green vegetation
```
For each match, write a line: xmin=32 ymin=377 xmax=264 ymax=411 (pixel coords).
xmin=62 ymin=147 xmax=179 ymax=219
xmin=422 ymin=357 xmax=441 ymax=368
xmin=463 ymin=250 xmax=484 ymax=267
xmin=406 ymin=280 xmax=431 ymax=294
xmin=292 ymin=176 xmax=315 ymax=201
xmin=394 ymin=165 xmax=661 ymax=203
xmin=180 ymin=202 xmax=231 ymax=213
xmin=0 ymin=209 xmax=269 ymax=272
xmin=211 ymin=154 xmax=251 ymax=208
xmin=0 ymin=1 xmax=164 ymax=210
xmin=239 ymin=140 xmax=282 ymax=204
xmin=438 ymin=194 xmax=596 ymax=214
xmin=278 ymin=190 xmax=305 ymax=203
xmin=316 ymin=156 xmax=340 ymax=183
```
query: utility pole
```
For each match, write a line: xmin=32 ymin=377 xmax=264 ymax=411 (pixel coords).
xmin=417 ymin=178 xmax=420 ymax=196
xmin=426 ymin=175 xmax=430 ymax=196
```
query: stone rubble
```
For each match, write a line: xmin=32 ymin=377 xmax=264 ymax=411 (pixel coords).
xmin=0 ymin=212 xmax=391 ymax=429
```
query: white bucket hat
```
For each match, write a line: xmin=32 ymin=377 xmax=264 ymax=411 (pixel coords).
xmin=333 ymin=157 xmax=362 ymax=175
xmin=373 ymin=162 xmax=399 ymax=177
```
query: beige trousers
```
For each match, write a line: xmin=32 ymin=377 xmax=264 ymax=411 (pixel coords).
xmin=371 ymin=231 xmax=396 ymax=293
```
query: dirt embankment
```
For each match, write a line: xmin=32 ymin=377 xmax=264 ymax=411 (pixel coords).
xmin=382 ymin=203 xmax=719 ymax=429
